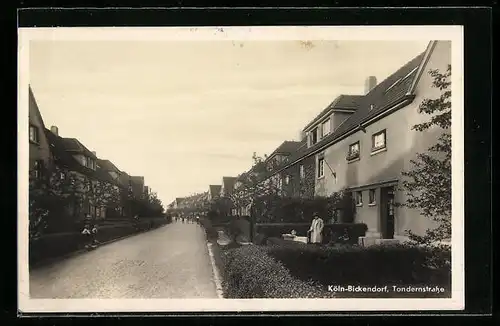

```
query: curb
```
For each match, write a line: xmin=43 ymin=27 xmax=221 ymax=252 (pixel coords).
xmin=30 ymin=224 xmax=169 ymax=270
xmin=201 ymin=226 xmax=224 ymax=299
xmin=207 ymin=241 xmax=224 ymax=299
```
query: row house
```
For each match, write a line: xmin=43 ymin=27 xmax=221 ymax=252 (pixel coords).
xmin=29 ymin=86 xmax=151 ymax=222
xmin=28 ymin=87 xmax=52 ymax=181
xmin=208 ymin=185 xmax=222 ymax=201
xmin=44 ymin=126 xmax=121 ymax=220
xmin=261 ymin=40 xmax=451 ymax=244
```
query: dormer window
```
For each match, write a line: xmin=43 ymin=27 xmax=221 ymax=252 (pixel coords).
xmin=310 ymin=127 xmax=319 ymax=145
xmin=321 ymin=119 xmax=331 ymax=138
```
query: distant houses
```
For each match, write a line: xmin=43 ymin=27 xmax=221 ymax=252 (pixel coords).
xmin=28 ymin=86 xmax=157 ymax=226
xmin=176 ymin=40 xmax=452 ymax=245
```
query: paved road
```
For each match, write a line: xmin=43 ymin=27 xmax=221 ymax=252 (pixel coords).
xmin=29 ymin=221 xmax=218 ymax=298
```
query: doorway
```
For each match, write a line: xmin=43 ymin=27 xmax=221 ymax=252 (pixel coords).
xmin=380 ymin=186 xmax=395 ymax=239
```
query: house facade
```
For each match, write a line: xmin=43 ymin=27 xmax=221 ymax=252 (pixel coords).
xmin=208 ymin=185 xmax=222 ymax=201
xmin=45 ymin=126 xmax=121 ymax=221
xmin=313 ymin=41 xmax=451 ymax=243
xmin=28 ymin=87 xmax=52 ymax=180
xmin=256 ymin=41 xmax=451 ymax=244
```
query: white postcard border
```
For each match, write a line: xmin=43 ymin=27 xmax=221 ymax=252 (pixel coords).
xmin=18 ymin=25 xmax=465 ymax=313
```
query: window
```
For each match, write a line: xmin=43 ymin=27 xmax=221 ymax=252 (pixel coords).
xmin=372 ymin=130 xmax=386 ymax=151
xmin=317 ymin=157 xmax=325 ymax=178
xmin=278 ymin=177 xmax=283 ymax=190
xmin=322 ymin=119 xmax=331 ymax=138
xmin=355 ymin=191 xmax=363 ymax=206
xmin=368 ymin=189 xmax=376 ymax=205
xmin=347 ymin=141 xmax=360 ymax=160
xmin=311 ymin=127 xmax=318 ymax=144
xmin=285 ymin=175 xmax=290 ymax=185
xmin=299 ymin=165 xmax=305 ymax=179
xmin=33 ymin=160 xmax=43 ymax=179
xmin=29 ymin=125 xmax=39 ymax=143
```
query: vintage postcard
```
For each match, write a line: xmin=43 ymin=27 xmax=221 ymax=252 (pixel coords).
xmin=18 ymin=25 xmax=464 ymax=313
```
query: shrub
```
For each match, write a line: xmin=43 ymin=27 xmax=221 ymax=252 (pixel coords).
xmin=254 ymin=223 xmax=367 ymax=245
xmin=200 ymin=217 xmax=218 ymax=241
xmin=221 ymin=245 xmax=334 ymax=298
xmin=29 ymin=232 xmax=84 ymax=266
xmin=266 ymin=237 xmax=307 ymax=247
xmin=266 ymin=243 xmax=451 ymax=288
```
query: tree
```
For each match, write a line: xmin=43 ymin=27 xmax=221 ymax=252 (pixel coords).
xmin=80 ymin=176 xmax=121 ymax=219
xmin=228 ymin=152 xmax=284 ymax=215
xmin=29 ymin=164 xmax=82 ymax=238
xmin=400 ymin=64 xmax=452 ymax=244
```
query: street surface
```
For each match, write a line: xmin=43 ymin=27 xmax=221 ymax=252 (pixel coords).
xmin=29 ymin=221 xmax=218 ymax=298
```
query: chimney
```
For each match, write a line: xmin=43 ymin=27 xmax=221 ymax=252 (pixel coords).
xmin=299 ymin=130 xmax=306 ymax=141
xmin=91 ymin=151 xmax=96 ymax=157
xmin=364 ymin=76 xmax=377 ymax=94
xmin=50 ymin=126 xmax=59 ymax=136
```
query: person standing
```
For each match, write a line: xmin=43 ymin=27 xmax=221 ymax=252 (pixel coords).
xmin=308 ymin=212 xmax=324 ymax=245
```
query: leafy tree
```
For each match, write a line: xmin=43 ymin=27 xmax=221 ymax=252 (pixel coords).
xmin=29 ymin=164 xmax=82 ymax=238
xmin=229 ymin=152 xmax=284 ymax=215
xmin=400 ymin=65 xmax=452 ymax=244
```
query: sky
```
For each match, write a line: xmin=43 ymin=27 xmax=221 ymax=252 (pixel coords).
xmin=29 ymin=39 xmax=429 ymax=206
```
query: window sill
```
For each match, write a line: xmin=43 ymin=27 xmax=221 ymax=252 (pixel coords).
xmin=29 ymin=140 xmax=40 ymax=146
xmin=368 ymin=203 xmax=377 ymax=207
xmin=370 ymin=147 xmax=387 ymax=156
xmin=355 ymin=204 xmax=363 ymax=207
xmin=347 ymin=157 xmax=360 ymax=163
xmin=317 ymin=176 xmax=325 ymax=180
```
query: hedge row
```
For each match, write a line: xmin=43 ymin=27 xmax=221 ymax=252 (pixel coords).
xmin=254 ymin=223 xmax=368 ymax=245
xmin=221 ymin=245 xmax=334 ymax=298
xmin=30 ymin=218 xmax=170 ymax=266
xmin=265 ymin=243 xmax=451 ymax=288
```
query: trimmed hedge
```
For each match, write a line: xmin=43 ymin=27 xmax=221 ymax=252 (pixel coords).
xmin=266 ymin=237 xmax=307 ymax=247
xmin=254 ymin=223 xmax=367 ymax=245
xmin=221 ymin=245 xmax=334 ymax=298
xmin=30 ymin=217 xmax=170 ymax=266
xmin=266 ymin=243 xmax=451 ymax=288
xmin=199 ymin=217 xmax=218 ymax=241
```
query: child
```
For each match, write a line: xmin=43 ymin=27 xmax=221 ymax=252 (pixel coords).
xmin=82 ymin=224 xmax=92 ymax=247
xmin=91 ymin=224 xmax=99 ymax=244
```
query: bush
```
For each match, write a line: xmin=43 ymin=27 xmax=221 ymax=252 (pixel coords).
xmin=266 ymin=237 xmax=307 ymax=247
xmin=265 ymin=243 xmax=451 ymax=288
xmin=200 ymin=217 xmax=218 ymax=241
xmin=221 ymin=245 xmax=334 ymax=298
xmin=255 ymin=223 xmax=367 ymax=245
xmin=252 ymin=193 xmax=355 ymax=223
xmin=29 ymin=232 xmax=84 ymax=266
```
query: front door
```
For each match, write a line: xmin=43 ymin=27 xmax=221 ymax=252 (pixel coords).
xmin=380 ymin=186 xmax=395 ymax=239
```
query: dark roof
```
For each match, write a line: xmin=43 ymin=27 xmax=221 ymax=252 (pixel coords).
xmin=269 ymin=140 xmax=302 ymax=157
xmin=61 ymin=138 xmax=98 ymax=159
xmin=222 ymin=176 xmax=237 ymax=190
xmin=302 ymin=95 xmax=364 ymax=131
xmin=44 ymin=129 xmax=117 ymax=185
xmin=270 ymin=50 xmax=426 ymax=174
xmin=209 ymin=185 xmax=222 ymax=195
xmin=97 ymin=159 xmax=121 ymax=173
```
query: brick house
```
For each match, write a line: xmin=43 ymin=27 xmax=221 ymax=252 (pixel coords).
xmin=264 ymin=40 xmax=451 ymax=244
